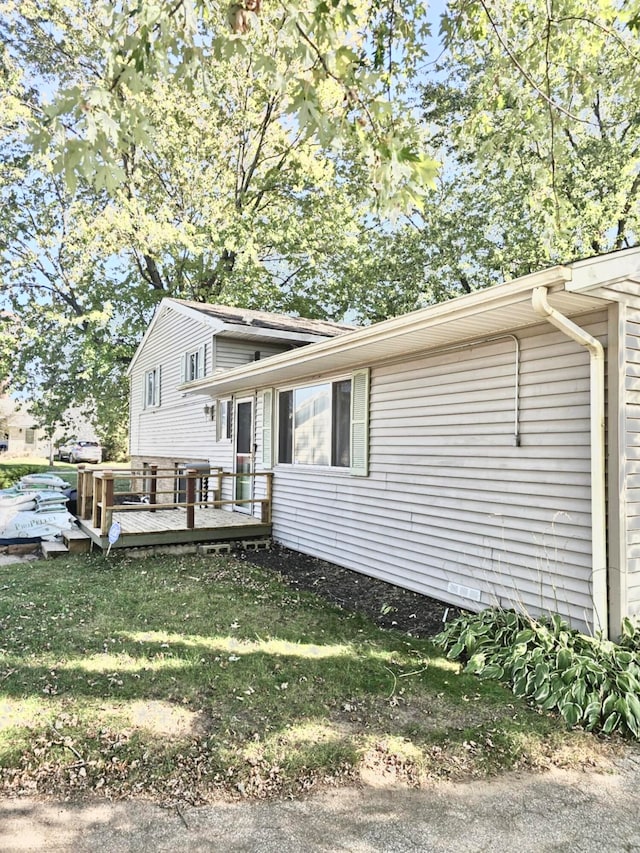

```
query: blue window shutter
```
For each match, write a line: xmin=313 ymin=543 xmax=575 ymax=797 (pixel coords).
xmin=350 ymin=369 xmax=370 ymax=476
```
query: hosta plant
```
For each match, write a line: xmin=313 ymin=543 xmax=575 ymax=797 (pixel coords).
xmin=435 ymin=610 xmax=640 ymax=739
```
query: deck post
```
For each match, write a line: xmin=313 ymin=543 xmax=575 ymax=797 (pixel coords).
xmin=186 ymin=468 xmax=196 ymax=529
xmin=262 ymin=473 xmax=273 ymax=523
xmin=76 ymin=465 xmax=85 ymax=517
xmin=79 ymin=468 xmax=94 ymax=520
xmin=102 ymin=470 xmax=114 ymax=535
xmin=150 ymin=465 xmax=157 ymax=511
xmin=216 ymin=468 xmax=223 ymax=507
xmin=91 ymin=473 xmax=101 ymax=529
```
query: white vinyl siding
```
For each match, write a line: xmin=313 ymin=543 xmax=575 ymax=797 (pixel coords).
xmin=214 ymin=340 xmax=292 ymax=372
xmin=128 ymin=305 xmax=312 ymax=506
xmin=625 ymin=308 xmax=640 ymax=619
xmin=264 ymin=314 xmax=608 ymax=633
xmin=130 ymin=307 xmax=222 ymax=463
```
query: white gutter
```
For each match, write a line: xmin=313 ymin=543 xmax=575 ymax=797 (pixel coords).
xmin=186 ymin=266 xmax=572 ymax=397
xmin=531 ymin=287 xmax=608 ymax=638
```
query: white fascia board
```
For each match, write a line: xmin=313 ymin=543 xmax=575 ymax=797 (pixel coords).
xmin=126 ymin=299 xmax=171 ymax=376
xmin=215 ymin=325 xmax=344 ymax=345
xmin=127 ymin=298 xmax=226 ymax=376
xmin=184 ymin=265 xmax=572 ymax=397
xmin=566 ymin=247 xmax=640 ymax=294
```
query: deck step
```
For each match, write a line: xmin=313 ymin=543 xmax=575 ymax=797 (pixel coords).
xmin=62 ymin=528 xmax=92 ymax=554
xmin=41 ymin=541 xmax=69 ymax=560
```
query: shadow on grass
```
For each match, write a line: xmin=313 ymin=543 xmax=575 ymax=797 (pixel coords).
xmin=0 ymin=634 xmax=478 ymax=709
xmin=0 ymin=553 xmax=578 ymax=800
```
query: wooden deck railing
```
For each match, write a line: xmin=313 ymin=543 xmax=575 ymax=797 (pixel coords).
xmin=76 ymin=465 xmax=273 ymax=536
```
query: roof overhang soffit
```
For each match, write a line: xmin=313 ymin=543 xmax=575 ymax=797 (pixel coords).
xmin=183 ymin=272 xmax=611 ymax=399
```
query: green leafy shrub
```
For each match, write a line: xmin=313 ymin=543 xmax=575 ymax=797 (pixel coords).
xmin=0 ymin=464 xmax=51 ymax=489
xmin=435 ymin=609 xmax=640 ymax=739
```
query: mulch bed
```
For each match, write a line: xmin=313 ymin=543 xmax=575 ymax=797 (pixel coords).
xmin=235 ymin=543 xmax=463 ymax=638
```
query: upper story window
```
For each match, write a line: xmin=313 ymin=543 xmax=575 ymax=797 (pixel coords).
xmin=144 ymin=366 xmax=161 ymax=408
xmin=278 ymin=379 xmax=352 ymax=467
xmin=181 ymin=345 xmax=206 ymax=383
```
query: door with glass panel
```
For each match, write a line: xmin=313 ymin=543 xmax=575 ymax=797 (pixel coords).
xmin=234 ymin=398 xmax=253 ymax=513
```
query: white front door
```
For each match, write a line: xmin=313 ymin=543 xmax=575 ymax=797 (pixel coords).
xmin=234 ymin=397 xmax=253 ymax=514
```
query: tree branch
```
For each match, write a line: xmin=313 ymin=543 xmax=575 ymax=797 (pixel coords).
xmin=477 ymin=0 xmax=602 ymax=126
xmin=553 ymin=15 xmax=640 ymax=66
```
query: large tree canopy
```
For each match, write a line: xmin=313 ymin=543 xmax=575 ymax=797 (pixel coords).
xmin=3 ymin=0 xmax=429 ymax=449
xmin=420 ymin=0 xmax=640 ymax=286
xmin=1 ymin=0 xmax=639 ymax=452
xmin=15 ymin=0 xmax=437 ymax=211
xmin=342 ymin=0 xmax=640 ymax=314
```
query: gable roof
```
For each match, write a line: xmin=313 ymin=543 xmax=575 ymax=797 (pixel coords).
xmin=170 ymin=299 xmax=355 ymax=338
xmin=127 ymin=298 xmax=355 ymax=375
xmin=184 ymin=248 xmax=640 ymax=397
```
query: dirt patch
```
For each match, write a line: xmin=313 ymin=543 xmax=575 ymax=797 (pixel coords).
xmin=126 ymin=700 xmax=209 ymax=738
xmin=235 ymin=543 xmax=463 ymax=638
xmin=87 ymin=700 xmax=210 ymax=738
xmin=0 ymin=699 xmax=45 ymax=731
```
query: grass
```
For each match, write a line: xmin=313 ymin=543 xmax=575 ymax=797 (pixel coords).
xmin=0 ymin=459 xmax=131 ymax=491
xmin=0 ymin=457 xmax=130 ymax=468
xmin=0 ymin=553 xmax=620 ymax=804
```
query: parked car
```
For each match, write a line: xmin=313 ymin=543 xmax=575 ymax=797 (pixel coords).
xmin=57 ymin=439 xmax=102 ymax=464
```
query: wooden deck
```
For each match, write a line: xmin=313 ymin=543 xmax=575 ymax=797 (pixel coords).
xmin=75 ymin=466 xmax=272 ymax=550
xmin=78 ymin=506 xmax=271 ymax=549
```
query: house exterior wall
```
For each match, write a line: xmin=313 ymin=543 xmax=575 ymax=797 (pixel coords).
xmin=256 ymin=311 xmax=609 ymax=632
xmin=214 ymin=339 xmax=293 ymax=371
xmin=3 ymin=425 xmax=46 ymax=457
xmin=129 ymin=306 xmax=269 ymax=502
xmin=0 ymin=396 xmax=50 ymax=457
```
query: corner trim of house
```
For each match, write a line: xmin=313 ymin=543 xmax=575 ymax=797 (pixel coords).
xmin=606 ymin=301 xmax=627 ymax=635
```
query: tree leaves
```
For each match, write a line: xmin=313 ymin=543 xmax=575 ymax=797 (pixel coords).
xmin=437 ymin=0 xmax=640 ymax=258
xmin=21 ymin=0 xmax=437 ymax=213
xmin=2 ymin=0 xmax=405 ymax=438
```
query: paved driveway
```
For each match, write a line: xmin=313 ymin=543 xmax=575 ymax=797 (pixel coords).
xmin=2 ymin=753 xmax=640 ymax=852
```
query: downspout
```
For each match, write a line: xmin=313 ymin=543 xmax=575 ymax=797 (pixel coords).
xmin=531 ymin=287 xmax=608 ymax=638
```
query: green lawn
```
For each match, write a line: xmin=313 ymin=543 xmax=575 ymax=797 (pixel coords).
xmin=0 ymin=460 xmax=131 ymax=491
xmin=0 ymin=553 xmax=617 ymax=803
